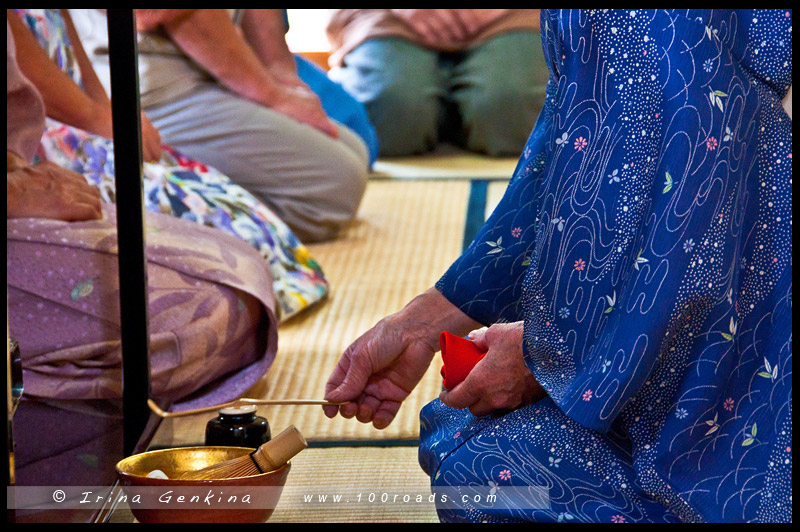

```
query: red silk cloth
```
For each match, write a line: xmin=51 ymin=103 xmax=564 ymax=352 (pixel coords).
xmin=439 ymin=331 xmax=487 ymax=390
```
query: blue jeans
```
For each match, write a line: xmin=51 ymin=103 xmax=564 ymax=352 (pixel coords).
xmin=330 ymin=32 xmax=549 ymax=157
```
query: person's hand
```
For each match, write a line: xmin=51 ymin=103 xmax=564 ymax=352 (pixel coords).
xmin=269 ymin=84 xmax=339 ymax=139
xmin=323 ymin=287 xmax=483 ymax=428
xmin=7 ymin=152 xmax=102 ymax=221
xmin=439 ymin=321 xmax=545 ymax=417
xmin=140 ymin=112 xmax=162 ymax=163
xmin=391 ymin=9 xmax=471 ymax=47
xmin=270 ymin=64 xmax=308 ymax=91
xmin=452 ymin=9 xmax=510 ymax=38
xmin=323 ymin=313 xmax=440 ymax=428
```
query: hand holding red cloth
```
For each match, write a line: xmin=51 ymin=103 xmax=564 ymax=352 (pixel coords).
xmin=439 ymin=331 xmax=487 ymax=390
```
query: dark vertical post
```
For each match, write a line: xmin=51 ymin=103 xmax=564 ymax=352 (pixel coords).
xmin=106 ymin=9 xmax=151 ymax=456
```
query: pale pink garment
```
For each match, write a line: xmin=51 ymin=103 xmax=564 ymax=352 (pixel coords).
xmin=7 ymin=205 xmax=278 ymax=410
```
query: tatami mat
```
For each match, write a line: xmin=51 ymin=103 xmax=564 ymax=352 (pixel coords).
xmin=156 ymin=180 xmax=470 ymax=446
xmin=269 ymin=446 xmax=439 ymax=522
xmin=260 ymin=180 xmax=470 ymax=441
xmin=371 ymin=144 xmax=517 ymax=180
xmin=486 ymin=180 xmax=510 ymax=219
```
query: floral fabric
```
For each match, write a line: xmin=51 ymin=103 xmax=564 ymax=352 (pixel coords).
xmin=426 ymin=9 xmax=792 ymax=523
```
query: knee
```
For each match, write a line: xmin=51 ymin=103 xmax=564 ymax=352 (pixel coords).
xmin=294 ymin=152 xmax=368 ymax=243
xmin=461 ymin=85 xmax=539 ymax=156
xmin=330 ymin=153 xmax=369 ymax=218
xmin=365 ymin=80 xmax=439 ymax=156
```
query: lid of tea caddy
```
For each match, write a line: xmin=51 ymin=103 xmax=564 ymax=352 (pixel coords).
xmin=218 ymin=404 xmax=258 ymax=415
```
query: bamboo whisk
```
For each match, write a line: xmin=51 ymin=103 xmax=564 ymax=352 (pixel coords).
xmin=177 ymin=425 xmax=307 ymax=480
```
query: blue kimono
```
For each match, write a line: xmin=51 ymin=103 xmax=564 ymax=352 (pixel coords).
xmin=421 ymin=9 xmax=792 ymax=523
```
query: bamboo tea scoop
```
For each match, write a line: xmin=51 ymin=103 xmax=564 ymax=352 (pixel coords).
xmin=147 ymin=398 xmax=346 ymax=419
xmin=177 ymin=425 xmax=308 ymax=480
